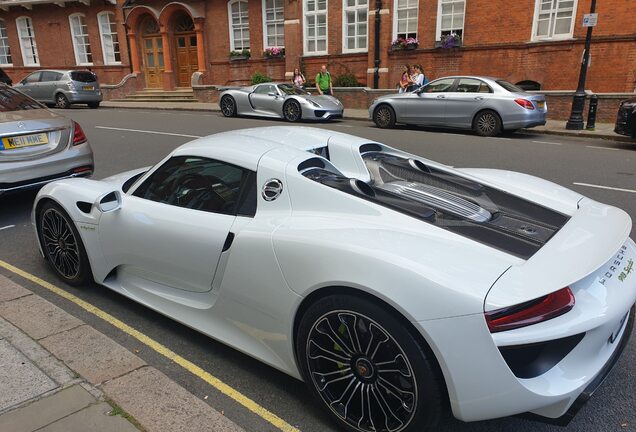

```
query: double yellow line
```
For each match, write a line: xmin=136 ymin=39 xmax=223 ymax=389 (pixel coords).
xmin=0 ymin=259 xmax=300 ymax=432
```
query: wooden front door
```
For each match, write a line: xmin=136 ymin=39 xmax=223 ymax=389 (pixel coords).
xmin=175 ymin=33 xmax=198 ymax=87
xmin=143 ymin=36 xmax=165 ymax=89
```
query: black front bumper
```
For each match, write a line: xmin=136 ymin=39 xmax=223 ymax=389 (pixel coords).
xmin=521 ymin=305 xmax=635 ymax=426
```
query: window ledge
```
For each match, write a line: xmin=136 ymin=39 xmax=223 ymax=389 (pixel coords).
xmin=0 ymin=64 xmax=13 ymax=67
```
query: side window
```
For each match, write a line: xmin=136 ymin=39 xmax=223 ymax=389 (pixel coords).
xmin=420 ymin=78 xmax=455 ymax=93
xmin=133 ymin=156 xmax=256 ymax=216
xmin=24 ymin=72 xmax=41 ymax=84
xmin=40 ymin=71 xmax=62 ymax=82
xmin=456 ymin=78 xmax=492 ymax=93
xmin=254 ymin=85 xmax=270 ymax=95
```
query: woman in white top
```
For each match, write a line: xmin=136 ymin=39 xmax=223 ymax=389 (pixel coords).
xmin=292 ymin=68 xmax=306 ymax=87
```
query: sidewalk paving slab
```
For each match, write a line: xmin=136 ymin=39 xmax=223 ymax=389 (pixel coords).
xmin=0 ymin=339 xmax=58 ymax=411
xmin=0 ymin=385 xmax=98 ymax=432
xmin=39 ymin=401 xmax=139 ymax=432
xmin=102 ymin=366 xmax=245 ymax=432
xmin=0 ymin=294 xmax=83 ymax=340
xmin=40 ymin=324 xmax=146 ymax=386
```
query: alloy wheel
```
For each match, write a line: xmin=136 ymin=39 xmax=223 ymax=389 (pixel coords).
xmin=306 ymin=310 xmax=417 ymax=432
xmin=477 ymin=113 xmax=497 ymax=135
xmin=56 ymin=94 xmax=69 ymax=109
xmin=221 ymin=96 xmax=236 ymax=117
xmin=41 ymin=208 xmax=80 ymax=279
xmin=284 ymin=101 xmax=301 ymax=122
xmin=374 ymin=107 xmax=394 ymax=128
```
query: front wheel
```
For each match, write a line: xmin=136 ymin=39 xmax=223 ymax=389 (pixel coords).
xmin=373 ymin=105 xmax=396 ymax=129
xmin=283 ymin=100 xmax=302 ymax=122
xmin=55 ymin=93 xmax=70 ymax=109
xmin=220 ymin=95 xmax=237 ymax=117
xmin=296 ymin=295 xmax=444 ymax=432
xmin=37 ymin=201 xmax=92 ymax=286
xmin=473 ymin=110 xmax=502 ymax=137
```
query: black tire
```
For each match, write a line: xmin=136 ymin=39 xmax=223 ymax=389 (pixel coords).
xmin=373 ymin=105 xmax=396 ymax=129
xmin=296 ymin=294 xmax=444 ymax=432
xmin=37 ymin=201 xmax=92 ymax=286
xmin=473 ymin=110 xmax=502 ymax=137
xmin=220 ymin=95 xmax=237 ymax=117
xmin=88 ymin=102 xmax=100 ymax=109
xmin=283 ymin=100 xmax=302 ymax=122
xmin=55 ymin=93 xmax=70 ymax=109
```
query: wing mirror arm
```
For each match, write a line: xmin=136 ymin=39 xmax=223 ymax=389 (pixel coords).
xmin=95 ymin=191 xmax=122 ymax=213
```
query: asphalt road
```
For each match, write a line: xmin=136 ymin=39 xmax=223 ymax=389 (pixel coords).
xmin=1 ymin=108 xmax=635 ymax=432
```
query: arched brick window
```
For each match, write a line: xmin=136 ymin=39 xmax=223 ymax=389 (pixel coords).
xmin=16 ymin=17 xmax=39 ymax=66
xmin=98 ymin=12 xmax=121 ymax=65
xmin=69 ymin=14 xmax=93 ymax=65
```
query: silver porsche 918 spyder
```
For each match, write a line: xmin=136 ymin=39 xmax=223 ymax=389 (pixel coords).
xmin=32 ymin=127 xmax=635 ymax=432
xmin=219 ymin=83 xmax=343 ymax=121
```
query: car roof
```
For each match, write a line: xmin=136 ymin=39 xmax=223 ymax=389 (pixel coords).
xmin=173 ymin=126 xmax=368 ymax=171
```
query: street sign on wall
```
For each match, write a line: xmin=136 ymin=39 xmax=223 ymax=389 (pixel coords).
xmin=583 ymin=13 xmax=598 ymax=27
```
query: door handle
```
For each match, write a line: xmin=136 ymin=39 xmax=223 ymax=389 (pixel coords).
xmin=436 ymin=95 xmax=446 ymax=99
xmin=474 ymin=97 xmax=484 ymax=101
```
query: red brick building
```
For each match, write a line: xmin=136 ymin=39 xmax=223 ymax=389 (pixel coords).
xmin=0 ymin=0 xmax=634 ymax=93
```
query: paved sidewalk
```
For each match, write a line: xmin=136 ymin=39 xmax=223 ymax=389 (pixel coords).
xmin=0 ymin=273 xmax=244 ymax=432
xmin=99 ymin=100 xmax=634 ymax=143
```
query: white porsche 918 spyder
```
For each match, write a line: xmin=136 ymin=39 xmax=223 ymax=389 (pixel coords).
xmin=32 ymin=126 xmax=635 ymax=432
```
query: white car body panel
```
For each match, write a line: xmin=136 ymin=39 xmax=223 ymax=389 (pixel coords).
xmin=32 ymin=126 xmax=636 ymax=426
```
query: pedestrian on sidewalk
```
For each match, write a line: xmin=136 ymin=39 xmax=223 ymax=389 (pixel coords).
xmin=315 ymin=65 xmax=333 ymax=96
xmin=292 ymin=68 xmax=306 ymax=87
xmin=408 ymin=64 xmax=426 ymax=92
xmin=398 ymin=65 xmax=413 ymax=93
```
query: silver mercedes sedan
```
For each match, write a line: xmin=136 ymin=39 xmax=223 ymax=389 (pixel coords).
xmin=0 ymin=84 xmax=94 ymax=195
xmin=369 ymin=76 xmax=547 ymax=136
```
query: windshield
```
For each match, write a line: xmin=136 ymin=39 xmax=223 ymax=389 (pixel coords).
xmin=0 ymin=86 xmax=44 ymax=112
xmin=496 ymin=80 xmax=524 ymax=93
xmin=278 ymin=84 xmax=310 ymax=96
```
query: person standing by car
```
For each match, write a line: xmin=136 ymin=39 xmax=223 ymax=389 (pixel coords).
xmin=315 ymin=65 xmax=333 ymax=96
xmin=0 ymin=67 xmax=12 ymax=86
xmin=398 ymin=65 xmax=413 ymax=93
xmin=408 ymin=65 xmax=425 ymax=92
xmin=292 ymin=68 xmax=306 ymax=87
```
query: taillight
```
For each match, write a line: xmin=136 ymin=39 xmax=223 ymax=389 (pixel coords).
xmin=72 ymin=121 xmax=87 ymax=146
xmin=514 ymin=98 xmax=535 ymax=110
xmin=485 ymin=287 xmax=575 ymax=333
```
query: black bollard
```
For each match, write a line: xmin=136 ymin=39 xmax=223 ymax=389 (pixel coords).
xmin=586 ymin=94 xmax=598 ymax=130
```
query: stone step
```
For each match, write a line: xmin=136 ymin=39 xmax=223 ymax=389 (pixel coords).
xmin=125 ymin=94 xmax=196 ymax=100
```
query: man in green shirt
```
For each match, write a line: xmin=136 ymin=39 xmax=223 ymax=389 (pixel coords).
xmin=315 ymin=65 xmax=333 ymax=96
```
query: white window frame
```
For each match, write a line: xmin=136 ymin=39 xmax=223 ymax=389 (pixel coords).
xmin=531 ymin=0 xmax=578 ymax=41
xmin=228 ymin=0 xmax=250 ymax=51
xmin=97 ymin=11 xmax=121 ymax=65
xmin=262 ymin=0 xmax=284 ymax=49
xmin=0 ymin=19 xmax=12 ymax=66
xmin=16 ymin=17 xmax=39 ymax=67
xmin=342 ymin=0 xmax=368 ymax=53
xmin=435 ymin=0 xmax=465 ymax=41
xmin=303 ymin=0 xmax=328 ymax=56
xmin=69 ymin=13 xmax=93 ymax=65
xmin=392 ymin=0 xmax=418 ymax=40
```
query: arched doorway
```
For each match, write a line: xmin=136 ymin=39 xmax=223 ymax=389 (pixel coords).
xmin=141 ymin=16 xmax=164 ymax=89
xmin=172 ymin=12 xmax=198 ymax=87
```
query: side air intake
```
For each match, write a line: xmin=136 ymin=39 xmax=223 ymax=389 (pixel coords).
xmin=377 ymin=181 xmax=492 ymax=222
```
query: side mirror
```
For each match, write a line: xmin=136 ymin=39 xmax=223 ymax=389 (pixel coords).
xmin=96 ymin=191 xmax=121 ymax=213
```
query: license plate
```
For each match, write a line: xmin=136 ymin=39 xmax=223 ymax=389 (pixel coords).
xmin=1 ymin=133 xmax=49 ymax=150
xmin=83 ymin=86 xmax=94 ymax=91
xmin=537 ymin=101 xmax=545 ymax=109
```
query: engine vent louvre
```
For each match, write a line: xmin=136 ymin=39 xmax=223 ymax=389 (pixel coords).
xmin=378 ymin=181 xmax=492 ymax=222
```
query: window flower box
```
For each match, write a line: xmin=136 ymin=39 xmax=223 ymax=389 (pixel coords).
xmin=263 ymin=47 xmax=285 ymax=59
xmin=436 ymin=33 xmax=462 ymax=49
xmin=390 ymin=37 xmax=419 ymax=51
xmin=229 ymin=49 xmax=251 ymax=61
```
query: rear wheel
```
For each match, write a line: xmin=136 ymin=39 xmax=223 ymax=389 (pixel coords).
xmin=220 ymin=95 xmax=237 ymax=117
xmin=88 ymin=102 xmax=100 ymax=109
xmin=473 ymin=110 xmax=501 ymax=137
xmin=37 ymin=201 xmax=92 ymax=286
xmin=373 ymin=105 xmax=396 ymax=129
xmin=297 ymin=294 xmax=444 ymax=432
xmin=283 ymin=100 xmax=302 ymax=122
xmin=55 ymin=93 xmax=70 ymax=109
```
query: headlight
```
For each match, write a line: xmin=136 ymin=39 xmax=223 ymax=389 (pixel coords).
xmin=308 ymin=100 xmax=321 ymax=108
